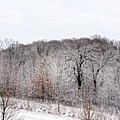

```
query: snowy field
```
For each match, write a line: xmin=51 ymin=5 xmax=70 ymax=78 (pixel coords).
xmin=16 ymin=109 xmax=119 ymax=120
xmin=18 ymin=111 xmax=75 ymax=120
xmin=13 ymin=99 xmax=119 ymax=120
xmin=1 ymin=99 xmax=119 ymax=120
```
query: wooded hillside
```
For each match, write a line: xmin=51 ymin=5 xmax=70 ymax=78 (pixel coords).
xmin=0 ymin=36 xmax=120 ymax=113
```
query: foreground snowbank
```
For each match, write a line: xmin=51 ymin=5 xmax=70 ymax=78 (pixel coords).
xmin=15 ymin=109 xmax=119 ymax=120
xmin=18 ymin=110 xmax=75 ymax=120
xmin=8 ymin=99 xmax=120 ymax=120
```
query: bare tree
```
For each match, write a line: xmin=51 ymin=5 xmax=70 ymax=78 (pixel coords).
xmin=65 ymin=41 xmax=93 ymax=90
xmin=0 ymin=83 xmax=17 ymax=120
xmin=0 ymin=39 xmax=20 ymax=120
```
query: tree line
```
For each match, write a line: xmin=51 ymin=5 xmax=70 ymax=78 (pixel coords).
xmin=0 ymin=36 xmax=120 ymax=119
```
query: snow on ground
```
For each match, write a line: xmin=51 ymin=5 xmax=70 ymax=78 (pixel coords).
xmin=15 ymin=109 xmax=119 ymax=120
xmin=18 ymin=110 xmax=76 ymax=120
xmin=13 ymin=99 xmax=120 ymax=120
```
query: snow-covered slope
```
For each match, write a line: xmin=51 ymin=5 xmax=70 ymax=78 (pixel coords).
xmin=18 ymin=111 xmax=75 ymax=120
xmin=14 ymin=99 xmax=119 ymax=120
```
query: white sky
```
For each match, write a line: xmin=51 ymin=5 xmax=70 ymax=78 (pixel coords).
xmin=0 ymin=0 xmax=120 ymax=44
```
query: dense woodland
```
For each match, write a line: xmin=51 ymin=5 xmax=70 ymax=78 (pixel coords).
xmin=0 ymin=35 xmax=120 ymax=119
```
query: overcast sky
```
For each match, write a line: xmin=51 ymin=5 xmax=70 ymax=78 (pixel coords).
xmin=0 ymin=0 xmax=120 ymax=44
